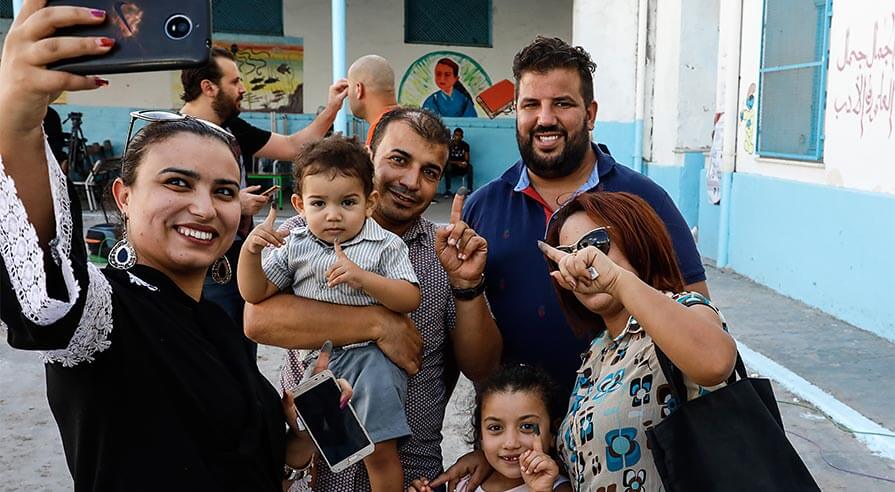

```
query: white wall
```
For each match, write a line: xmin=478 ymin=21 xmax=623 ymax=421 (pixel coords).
xmin=650 ymin=0 xmax=719 ymax=165
xmin=823 ymin=0 xmax=895 ymax=194
xmin=735 ymin=0 xmax=895 ymax=195
xmin=5 ymin=1 xmax=571 ymax=115
xmin=572 ymin=0 xmax=638 ymax=123
xmin=286 ymin=0 xmax=573 ymax=114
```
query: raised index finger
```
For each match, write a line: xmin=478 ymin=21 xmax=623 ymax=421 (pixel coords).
xmin=536 ymin=240 xmax=567 ymax=263
xmin=449 ymin=187 xmax=467 ymax=224
xmin=262 ymin=204 xmax=277 ymax=225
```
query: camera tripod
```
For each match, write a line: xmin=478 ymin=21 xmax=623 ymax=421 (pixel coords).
xmin=63 ymin=112 xmax=92 ymax=180
xmin=64 ymin=112 xmax=112 ymax=222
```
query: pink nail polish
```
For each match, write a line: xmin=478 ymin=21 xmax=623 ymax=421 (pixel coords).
xmin=90 ymin=9 xmax=105 ymax=18
xmin=339 ymin=398 xmax=348 ymax=410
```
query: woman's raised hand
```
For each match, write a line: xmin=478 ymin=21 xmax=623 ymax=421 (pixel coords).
xmin=538 ymin=241 xmax=622 ymax=295
xmin=0 ymin=0 xmax=113 ymax=135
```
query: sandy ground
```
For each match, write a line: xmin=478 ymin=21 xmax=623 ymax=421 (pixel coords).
xmin=3 ymin=341 xmax=894 ymax=491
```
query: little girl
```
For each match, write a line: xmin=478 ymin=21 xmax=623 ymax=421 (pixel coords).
xmin=409 ymin=364 xmax=571 ymax=492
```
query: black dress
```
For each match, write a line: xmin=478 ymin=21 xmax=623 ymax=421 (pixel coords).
xmin=0 ymin=155 xmax=285 ymax=491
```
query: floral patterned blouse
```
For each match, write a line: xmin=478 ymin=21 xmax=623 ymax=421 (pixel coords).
xmin=556 ymin=292 xmax=728 ymax=492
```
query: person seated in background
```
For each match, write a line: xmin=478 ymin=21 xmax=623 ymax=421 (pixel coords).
xmin=238 ymin=136 xmax=420 ymax=491
xmin=444 ymin=127 xmax=472 ymax=196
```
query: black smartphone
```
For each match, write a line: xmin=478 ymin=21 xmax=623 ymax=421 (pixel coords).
xmin=293 ymin=370 xmax=374 ymax=472
xmin=46 ymin=0 xmax=211 ymax=75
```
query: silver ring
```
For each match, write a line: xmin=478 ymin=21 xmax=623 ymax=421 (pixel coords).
xmin=587 ymin=266 xmax=599 ymax=280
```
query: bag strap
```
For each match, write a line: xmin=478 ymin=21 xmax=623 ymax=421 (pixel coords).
xmin=654 ymin=345 xmax=747 ymax=404
xmin=653 ymin=292 xmax=748 ymax=404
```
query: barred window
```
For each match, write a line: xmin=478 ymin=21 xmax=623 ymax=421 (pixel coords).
xmin=757 ymin=0 xmax=833 ymax=161
xmin=213 ymin=0 xmax=283 ymax=36
xmin=1 ymin=0 xmax=13 ymax=19
xmin=405 ymin=0 xmax=492 ymax=48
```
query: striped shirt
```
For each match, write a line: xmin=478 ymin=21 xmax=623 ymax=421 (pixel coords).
xmin=262 ymin=218 xmax=418 ymax=307
xmin=279 ymin=215 xmax=458 ymax=491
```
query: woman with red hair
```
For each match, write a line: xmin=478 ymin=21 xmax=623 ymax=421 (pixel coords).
xmin=538 ymin=192 xmax=736 ymax=491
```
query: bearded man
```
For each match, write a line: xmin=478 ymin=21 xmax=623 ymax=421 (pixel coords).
xmin=179 ymin=47 xmax=347 ymax=344
xmin=463 ymin=37 xmax=709 ymax=395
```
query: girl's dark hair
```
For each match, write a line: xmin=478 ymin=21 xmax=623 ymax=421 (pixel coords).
xmin=292 ymin=136 xmax=374 ymax=196
xmin=119 ymin=118 xmax=236 ymax=187
xmin=435 ymin=57 xmax=473 ymax=103
xmin=544 ymin=192 xmax=686 ymax=338
xmin=470 ymin=364 xmax=566 ymax=446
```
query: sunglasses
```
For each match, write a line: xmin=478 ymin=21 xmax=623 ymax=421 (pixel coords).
xmin=124 ymin=110 xmax=239 ymax=159
xmin=555 ymin=227 xmax=611 ymax=255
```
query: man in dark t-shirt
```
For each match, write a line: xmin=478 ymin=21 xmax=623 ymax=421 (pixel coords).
xmin=444 ymin=128 xmax=472 ymax=195
xmin=179 ymin=47 xmax=348 ymax=341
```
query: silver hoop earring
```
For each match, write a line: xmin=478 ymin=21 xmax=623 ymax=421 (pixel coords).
xmin=108 ymin=218 xmax=137 ymax=270
xmin=211 ymin=256 xmax=232 ymax=284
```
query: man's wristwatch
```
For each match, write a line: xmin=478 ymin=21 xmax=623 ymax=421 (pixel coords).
xmin=284 ymin=459 xmax=312 ymax=481
xmin=451 ymin=275 xmax=486 ymax=301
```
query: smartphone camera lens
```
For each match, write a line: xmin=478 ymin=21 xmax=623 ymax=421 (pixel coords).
xmin=165 ymin=15 xmax=193 ymax=40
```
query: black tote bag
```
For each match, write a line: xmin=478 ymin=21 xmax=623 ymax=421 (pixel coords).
xmin=645 ymin=347 xmax=820 ymax=491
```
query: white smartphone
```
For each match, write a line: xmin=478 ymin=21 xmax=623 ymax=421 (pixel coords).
xmin=293 ymin=370 xmax=375 ymax=473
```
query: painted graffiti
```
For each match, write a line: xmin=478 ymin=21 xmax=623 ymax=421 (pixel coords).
xmin=398 ymin=51 xmax=492 ymax=118
xmin=832 ymin=12 xmax=895 ymax=138
xmin=170 ymin=36 xmax=304 ymax=113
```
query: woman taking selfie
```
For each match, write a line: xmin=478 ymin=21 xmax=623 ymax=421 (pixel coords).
xmin=537 ymin=191 xmax=736 ymax=491
xmin=0 ymin=2 xmax=335 ymax=489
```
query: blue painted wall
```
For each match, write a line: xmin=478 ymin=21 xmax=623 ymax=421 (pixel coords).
xmin=726 ymin=173 xmax=895 ymax=342
xmin=52 ymin=104 xmax=313 ymax=156
xmin=594 ymin=120 xmax=636 ymax=170
xmin=641 ymin=152 xmax=704 ymax=228
xmin=440 ymin=117 xmax=519 ymax=192
xmin=697 ymin=173 xmax=721 ymax=260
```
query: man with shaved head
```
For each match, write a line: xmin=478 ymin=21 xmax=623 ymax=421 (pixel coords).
xmin=347 ymin=54 xmax=400 ymax=145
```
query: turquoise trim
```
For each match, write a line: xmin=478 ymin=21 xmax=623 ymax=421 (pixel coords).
xmin=640 ymin=151 xmax=704 ymax=228
xmin=211 ymin=33 xmax=302 ymax=45
xmin=440 ymin=117 xmax=518 ymax=191
xmin=51 ymin=105 xmax=313 ymax=157
xmin=697 ymin=173 xmax=721 ymax=260
xmin=726 ymin=173 xmax=895 ymax=342
xmin=594 ymin=120 xmax=636 ymax=171
xmin=632 ymin=119 xmax=644 ymax=174
xmin=716 ymin=171 xmax=734 ymax=267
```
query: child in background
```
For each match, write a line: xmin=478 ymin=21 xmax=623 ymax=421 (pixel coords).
xmin=238 ymin=136 xmax=420 ymax=491
xmin=409 ymin=364 xmax=571 ymax=492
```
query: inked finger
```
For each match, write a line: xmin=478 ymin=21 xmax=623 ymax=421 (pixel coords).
xmin=449 ymin=189 xmax=466 ymax=224
xmin=263 ymin=204 xmax=278 ymax=225
xmin=537 ymin=240 xmax=567 ymax=264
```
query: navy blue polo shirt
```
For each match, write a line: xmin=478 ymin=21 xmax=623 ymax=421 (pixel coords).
xmin=463 ymin=143 xmax=705 ymax=394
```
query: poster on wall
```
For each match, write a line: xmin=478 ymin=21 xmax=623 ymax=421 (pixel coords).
xmin=398 ymin=51 xmax=492 ymax=117
xmin=172 ymin=35 xmax=304 ymax=113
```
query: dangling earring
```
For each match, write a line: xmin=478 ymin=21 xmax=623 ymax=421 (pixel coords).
xmin=211 ymin=256 xmax=232 ymax=284
xmin=108 ymin=216 xmax=137 ymax=270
